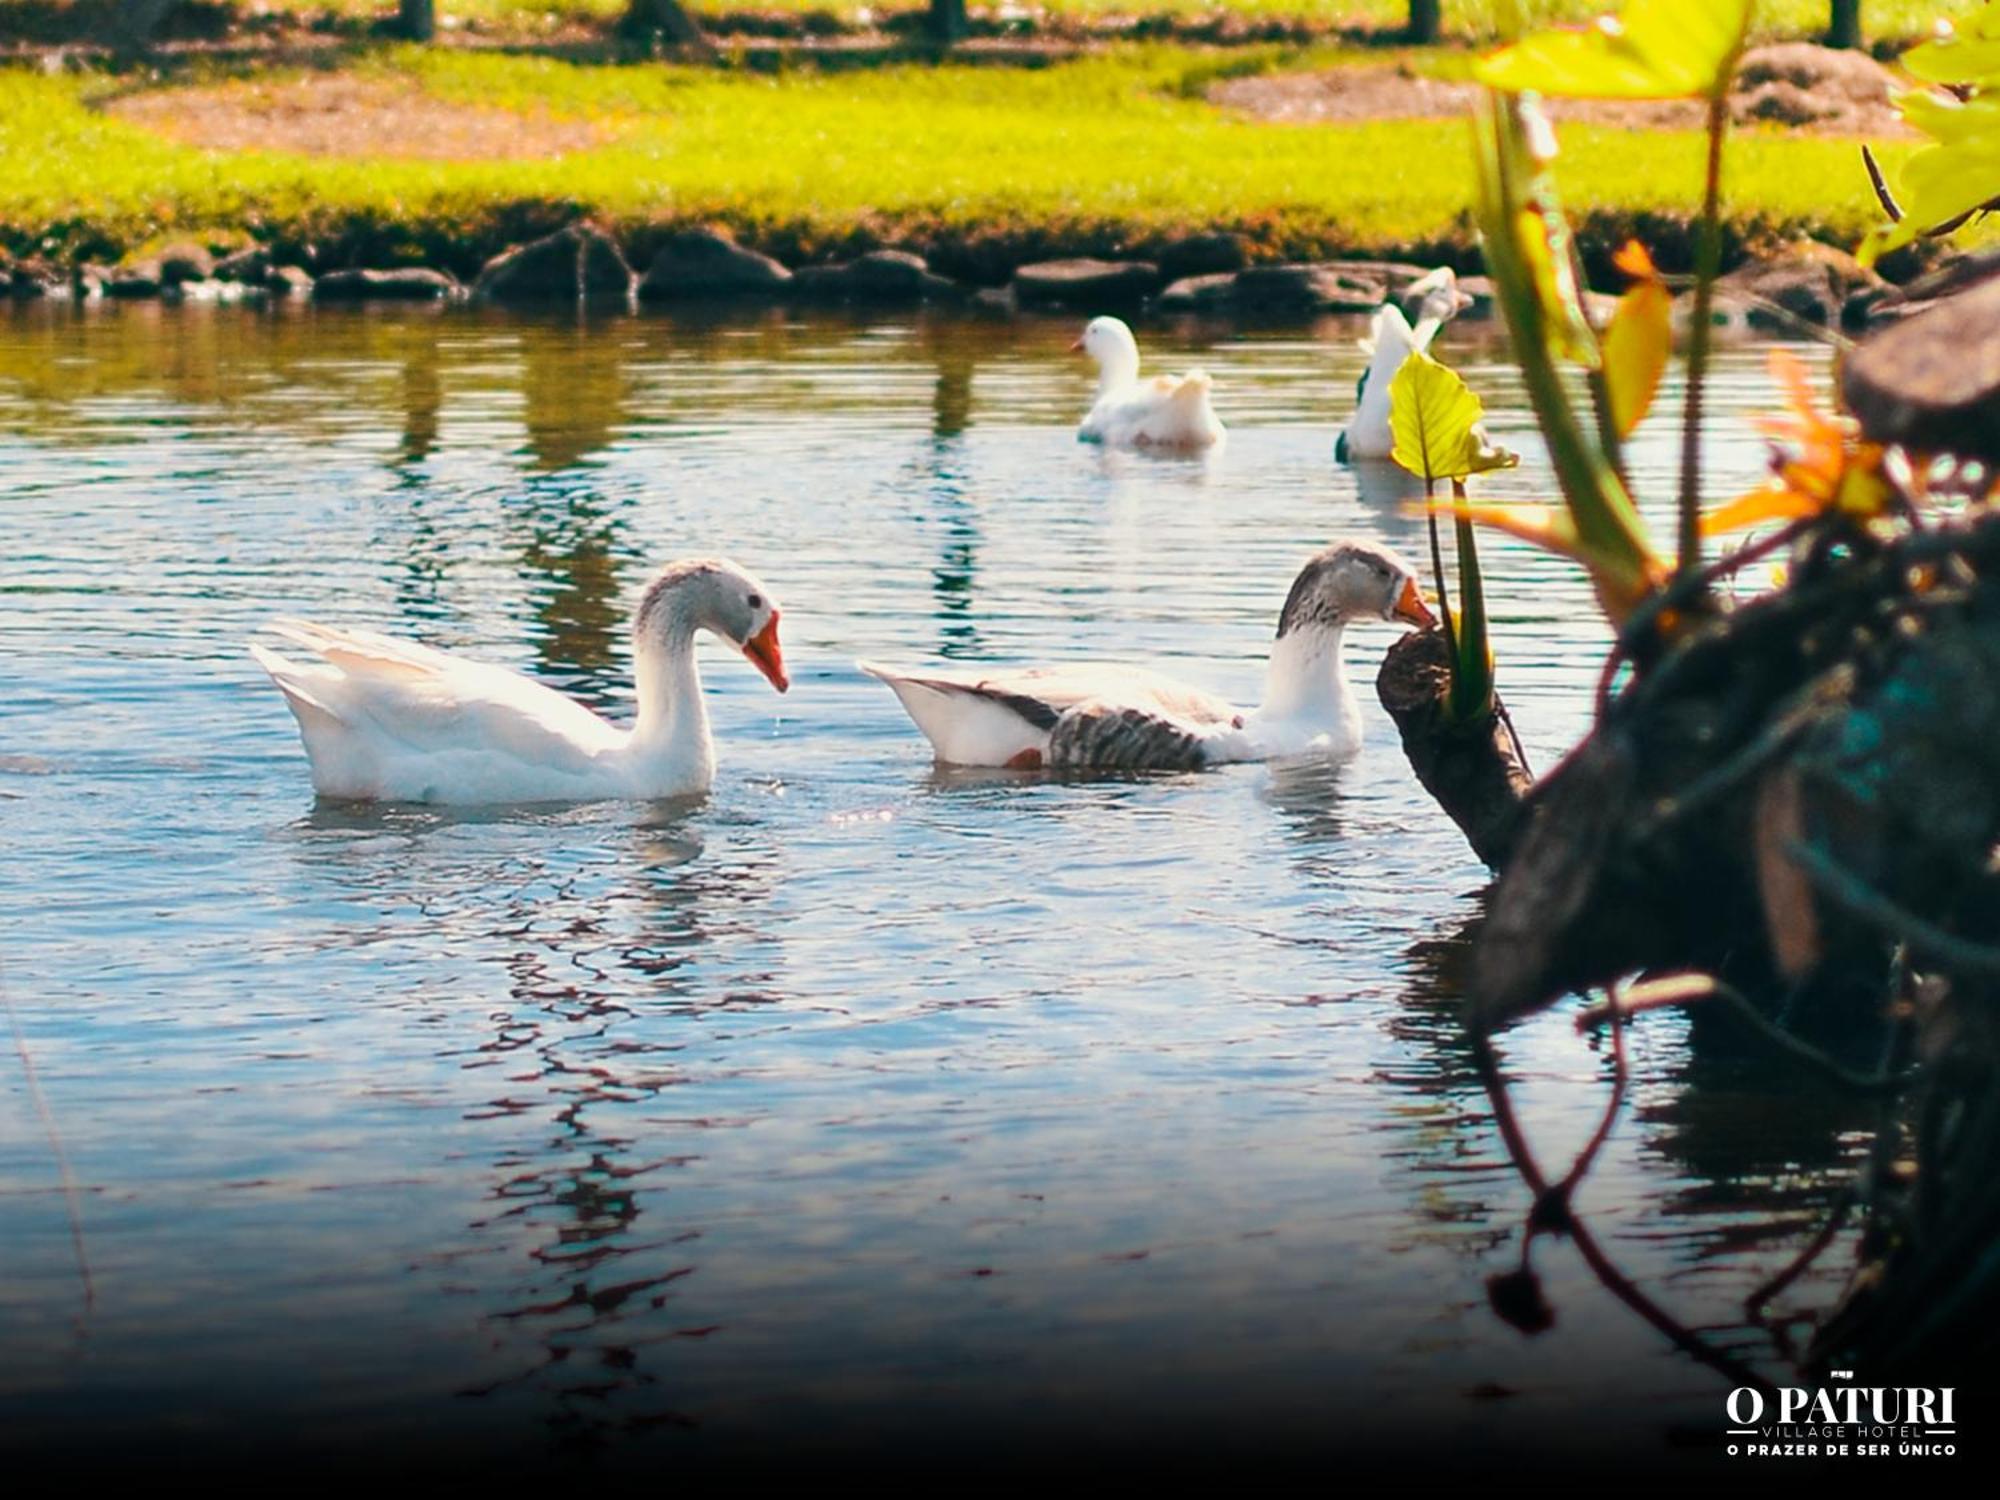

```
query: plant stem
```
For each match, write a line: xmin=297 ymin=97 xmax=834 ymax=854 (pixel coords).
xmin=1678 ymin=90 xmax=1729 ymax=581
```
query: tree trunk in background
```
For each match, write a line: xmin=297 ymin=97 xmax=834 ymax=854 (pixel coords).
xmin=112 ymin=0 xmax=180 ymax=54
xmin=399 ymin=0 xmax=435 ymax=41
xmin=929 ymin=0 xmax=969 ymax=44
xmin=1408 ymin=0 xmax=1440 ymax=44
xmin=620 ymin=0 xmax=714 ymax=53
xmin=1829 ymin=1 xmax=1863 ymax=49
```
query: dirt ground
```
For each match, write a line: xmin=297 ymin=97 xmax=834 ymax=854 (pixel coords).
xmin=103 ymin=72 xmax=614 ymax=160
xmin=1212 ymin=43 xmax=1919 ymax=140
xmin=94 ymin=38 xmax=1915 ymax=163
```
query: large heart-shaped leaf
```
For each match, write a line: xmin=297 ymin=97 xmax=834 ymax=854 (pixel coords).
xmin=1474 ymin=0 xmax=1753 ymax=101
xmin=1390 ymin=351 xmax=1516 ymax=483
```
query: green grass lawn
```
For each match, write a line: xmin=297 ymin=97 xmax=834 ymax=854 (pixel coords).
xmin=0 ymin=45 xmax=1914 ymax=275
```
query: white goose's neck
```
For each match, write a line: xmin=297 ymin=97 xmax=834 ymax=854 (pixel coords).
xmin=1246 ymin=623 xmax=1361 ymax=753
xmin=1097 ymin=346 xmax=1140 ymax=394
xmin=627 ymin=615 xmax=714 ymax=784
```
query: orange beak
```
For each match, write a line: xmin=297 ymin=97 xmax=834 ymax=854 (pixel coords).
xmin=743 ymin=613 xmax=788 ymax=693
xmin=1393 ymin=576 xmax=1437 ymax=629
xmin=1069 ymin=334 xmax=1085 ymax=353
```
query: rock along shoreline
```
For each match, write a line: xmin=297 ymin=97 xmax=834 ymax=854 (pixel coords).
xmin=0 ymin=220 xmax=1956 ymax=334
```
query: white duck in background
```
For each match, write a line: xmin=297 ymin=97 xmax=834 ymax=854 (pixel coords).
xmin=251 ymin=558 xmax=788 ymax=804
xmin=860 ymin=539 xmax=1433 ymax=772
xmin=1336 ymin=267 xmax=1475 ymax=463
xmin=1074 ymin=315 xmax=1226 ymax=450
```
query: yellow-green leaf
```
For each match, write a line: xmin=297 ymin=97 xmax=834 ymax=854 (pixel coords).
xmin=1859 ymin=128 xmax=2000 ymax=266
xmin=1474 ymin=0 xmax=1753 ymax=101
xmin=1601 ymin=278 xmax=1672 ymax=438
xmin=1903 ymin=10 xmax=2000 ymax=86
xmin=1390 ymin=350 xmax=1485 ymax=484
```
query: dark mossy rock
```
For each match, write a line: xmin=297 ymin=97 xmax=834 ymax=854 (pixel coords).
xmin=1712 ymin=243 xmax=1883 ymax=331
xmin=265 ymin=265 xmax=315 ymax=298
xmin=1012 ymin=258 xmax=1161 ymax=311
xmin=1327 ymin=258 xmax=1435 ymax=295
xmin=473 ymin=224 xmax=634 ymax=304
xmin=104 ymin=262 xmax=163 ymax=299
xmin=1153 ymin=272 xmax=1240 ymax=313
xmin=1855 ymin=245 xmax=2000 ymax=329
xmin=638 ymin=228 xmax=791 ymax=300
xmin=1229 ymin=262 xmax=1382 ymax=314
xmin=787 ymin=249 xmax=962 ymax=304
xmin=213 ymin=246 xmax=271 ymax=284
xmin=1 ymin=256 xmax=57 ymax=300
xmin=1716 ymin=258 xmax=1838 ymax=329
xmin=1155 ymin=232 xmax=1249 ymax=284
xmin=970 ymin=285 xmax=1016 ymax=317
xmin=312 ymin=267 xmax=459 ymax=302
xmin=157 ymin=242 xmax=214 ymax=287
xmin=1844 ymin=274 xmax=2000 ymax=464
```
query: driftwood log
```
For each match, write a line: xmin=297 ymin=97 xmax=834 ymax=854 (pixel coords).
xmin=1376 ymin=628 xmax=1534 ymax=869
xmin=1377 ymin=262 xmax=2000 ymax=1381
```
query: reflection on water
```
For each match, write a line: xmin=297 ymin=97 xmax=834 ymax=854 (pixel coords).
xmin=0 ymin=299 xmax=1856 ymax=1474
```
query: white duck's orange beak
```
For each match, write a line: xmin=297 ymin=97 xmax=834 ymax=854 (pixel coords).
xmin=1394 ymin=576 xmax=1437 ymax=629
xmin=743 ymin=613 xmax=789 ymax=693
xmin=1069 ymin=334 xmax=1086 ymax=353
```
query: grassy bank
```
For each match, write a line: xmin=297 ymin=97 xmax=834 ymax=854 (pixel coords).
xmin=0 ymin=46 xmax=1909 ymax=277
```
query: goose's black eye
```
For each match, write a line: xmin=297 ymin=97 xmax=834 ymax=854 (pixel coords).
xmin=746 ymin=593 xmax=763 ymax=610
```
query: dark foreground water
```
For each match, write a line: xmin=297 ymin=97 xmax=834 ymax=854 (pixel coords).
xmin=0 ymin=301 xmax=1871 ymax=1477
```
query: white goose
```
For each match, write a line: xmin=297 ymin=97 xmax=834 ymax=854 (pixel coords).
xmin=251 ymin=558 xmax=788 ymax=804
xmin=1336 ymin=267 xmax=1475 ymax=463
xmin=1074 ymin=315 xmax=1226 ymax=450
xmin=860 ymin=540 xmax=1432 ymax=772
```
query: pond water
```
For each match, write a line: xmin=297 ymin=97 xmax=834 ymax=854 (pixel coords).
xmin=0 ymin=301 xmax=1871 ymax=1477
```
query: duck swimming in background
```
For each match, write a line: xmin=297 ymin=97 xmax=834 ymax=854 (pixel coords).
xmin=1335 ymin=267 xmax=1475 ymax=464
xmin=1074 ymin=315 xmax=1226 ymax=450
xmin=251 ymin=558 xmax=788 ymax=804
xmin=859 ymin=539 xmax=1433 ymax=772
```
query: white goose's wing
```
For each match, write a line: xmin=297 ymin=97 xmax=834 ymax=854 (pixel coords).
xmin=1091 ymin=373 xmax=1222 ymax=449
xmin=860 ymin=660 xmax=1242 ymax=770
xmin=253 ymin=620 xmax=622 ymax=794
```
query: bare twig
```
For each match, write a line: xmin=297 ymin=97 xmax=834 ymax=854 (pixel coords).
xmin=1862 ymin=144 xmax=1902 ymax=224
xmin=1747 ymin=1188 xmax=1852 ymax=1320
xmin=1471 ymin=1029 xmax=1777 ymax=1394
xmin=1558 ymin=989 xmax=1628 ymax=1196
xmin=1577 ymin=972 xmax=1908 ymax=1096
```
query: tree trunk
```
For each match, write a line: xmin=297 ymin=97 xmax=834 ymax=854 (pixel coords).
xmin=1376 ymin=629 xmax=1533 ymax=871
xmin=620 ymin=0 xmax=714 ymax=53
xmin=1828 ymin=1 xmax=1862 ymax=50
xmin=1407 ymin=0 xmax=1441 ymax=44
xmin=112 ymin=0 xmax=180 ymax=54
xmin=399 ymin=0 xmax=435 ymax=42
xmin=929 ymin=0 xmax=969 ymax=45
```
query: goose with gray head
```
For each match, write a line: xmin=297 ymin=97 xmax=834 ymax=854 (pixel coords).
xmin=1074 ymin=315 xmax=1226 ymax=450
xmin=251 ymin=557 xmax=788 ymax=804
xmin=1336 ymin=267 xmax=1475 ymax=463
xmin=860 ymin=540 xmax=1433 ymax=772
